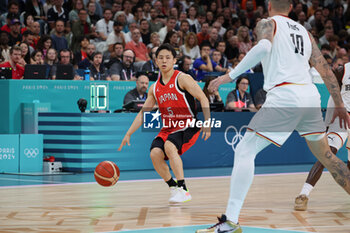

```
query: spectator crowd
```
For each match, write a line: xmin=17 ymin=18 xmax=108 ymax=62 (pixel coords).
xmin=0 ymin=0 xmax=350 ymax=110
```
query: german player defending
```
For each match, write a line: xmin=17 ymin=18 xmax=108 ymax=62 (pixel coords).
xmin=118 ymin=43 xmax=211 ymax=204
xmin=196 ymin=0 xmax=350 ymax=232
xmin=294 ymin=63 xmax=350 ymax=211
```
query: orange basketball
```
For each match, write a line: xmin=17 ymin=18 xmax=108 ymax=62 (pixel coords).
xmin=94 ymin=161 xmax=120 ymax=187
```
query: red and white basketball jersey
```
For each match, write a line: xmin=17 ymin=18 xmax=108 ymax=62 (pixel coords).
xmin=153 ymin=70 xmax=196 ymax=140
xmin=261 ymin=15 xmax=313 ymax=90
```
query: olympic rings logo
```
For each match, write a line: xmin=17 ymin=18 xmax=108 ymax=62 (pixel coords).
xmin=24 ymin=148 xmax=39 ymax=158
xmin=224 ymin=125 xmax=248 ymax=152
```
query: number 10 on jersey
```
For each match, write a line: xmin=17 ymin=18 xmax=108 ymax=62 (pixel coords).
xmin=290 ymin=33 xmax=304 ymax=56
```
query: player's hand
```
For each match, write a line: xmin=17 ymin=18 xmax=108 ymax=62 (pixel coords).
xmin=200 ymin=126 xmax=211 ymax=141
xmin=118 ymin=134 xmax=131 ymax=151
xmin=331 ymin=106 xmax=350 ymax=129
xmin=208 ymin=75 xmax=232 ymax=93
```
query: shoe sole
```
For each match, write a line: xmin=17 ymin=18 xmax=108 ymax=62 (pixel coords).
xmin=169 ymin=198 xmax=192 ymax=205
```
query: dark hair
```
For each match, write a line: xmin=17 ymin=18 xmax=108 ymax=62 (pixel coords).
xmin=59 ymin=49 xmax=73 ymax=61
xmin=200 ymin=41 xmax=211 ymax=50
xmin=30 ymin=50 xmax=42 ymax=61
xmin=163 ymin=30 xmax=177 ymax=44
xmin=203 ymin=76 xmax=216 ymax=100
xmin=140 ymin=18 xmax=148 ymax=24
xmin=155 ymin=43 xmax=177 ymax=58
xmin=92 ymin=51 xmax=103 ymax=59
xmin=87 ymin=1 xmax=95 ymax=8
xmin=10 ymin=45 xmax=22 ymax=55
xmin=235 ymin=76 xmax=249 ymax=90
xmin=103 ymin=8 xmax=112 ymax=14
xmin=215 ymin=39 xmax=225 ymax=48
xmin=36 ymin=35 xmax=52 ymax=51
xmin=113 ymin=42 xmax=123 ymax=51
xmin=321 ymin=44 xmax=331 ymax=51
xmin=167 ymin=16 xmax=177 ymax=22
xmin=177 ymin=55 xmax=191 ymax=70
xmin=23 ymin=14 xmax=34 ymax=26
xmin=80 ymin=35 xmax=90 ymax=42
xmin=180 ymin=19 xmax=190 ymax=26
xmin=78 ymin=8 xmax=87 ymax=14
xmin=7 ymin=0 xmax=19 ymax=9
xmin=19 ymin=42 xmax=31 ymax=63
xmin=22 ymin=30 xmax=34 ymax=37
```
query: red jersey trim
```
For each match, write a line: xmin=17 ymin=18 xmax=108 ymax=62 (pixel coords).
xmin=327 ymin=132 xmax=344 ymax=148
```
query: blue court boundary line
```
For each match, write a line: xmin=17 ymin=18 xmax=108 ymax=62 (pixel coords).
xmin=108 ymin=224 xmax=308 ymax=233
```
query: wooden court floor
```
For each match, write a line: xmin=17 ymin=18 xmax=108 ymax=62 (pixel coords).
xmin=0 ymin=172 xmax=349 ymax=233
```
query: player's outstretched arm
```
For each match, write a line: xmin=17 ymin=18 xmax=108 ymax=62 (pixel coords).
xmin=118 ymin=84 xmax=157 ymax=151
xmin=308 ymin=34 xmax=350 ymax=129
xmin=208 ymin=19 xmax=274 ymax=93
xmin=178 ymin=73 xmax=211 ymax=141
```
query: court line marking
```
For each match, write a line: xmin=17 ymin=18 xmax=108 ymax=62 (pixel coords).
xmin=103 ymin=224 xmax=310 ymax=233
xmin=0 ymin=171 xmax=320 ymax=189
xmin=282 ymin=224 xmax=350 ymax=230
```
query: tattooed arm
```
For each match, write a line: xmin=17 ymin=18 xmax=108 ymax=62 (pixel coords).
xmin=309 ymin=34 xmax=343 ymax=106
xmin=255 ymin=18 xmax=274 ymax=42
xmin=309 ymin=34 xmax=350 ymax=128
xmin=209 ymin=19 xmax=274 ymax=92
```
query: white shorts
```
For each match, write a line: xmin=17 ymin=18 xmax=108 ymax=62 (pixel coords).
xmin=325 ymin=97 xmax=350 ymax=150
xmin=248 ymin=84 xmax=326 ymax=146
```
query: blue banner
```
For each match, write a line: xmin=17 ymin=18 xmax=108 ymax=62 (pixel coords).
xmin=19 ymin=134 xmax=43 ymax=173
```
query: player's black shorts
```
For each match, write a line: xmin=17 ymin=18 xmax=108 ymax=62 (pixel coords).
xmin=150 ymin=127 xmax=201 ymax=159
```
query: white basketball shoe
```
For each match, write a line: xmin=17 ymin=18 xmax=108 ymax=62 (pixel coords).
xmin=169 ymin=187 xmax=192 ymax=203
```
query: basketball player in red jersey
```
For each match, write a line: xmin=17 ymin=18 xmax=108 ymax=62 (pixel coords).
xmin=119 ymin=43 xmax=211 ymax=203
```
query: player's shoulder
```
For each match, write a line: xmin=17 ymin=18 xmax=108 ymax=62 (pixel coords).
xmin=149 ymin=83 xmax=156 ymax=94
xmin=178 ymin=71 xmax=195 ymax=83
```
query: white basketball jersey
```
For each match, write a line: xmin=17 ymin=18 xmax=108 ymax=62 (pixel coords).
xmin=261 ymin=15 xmax=313 ymax=91
xmin=341 ymin=62 xmax=350 ymax=111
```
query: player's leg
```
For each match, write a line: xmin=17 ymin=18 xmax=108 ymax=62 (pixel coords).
xmin=150 ymin=147 xmax=172 ymax=181
xmin=164 ymin=140 xmax=192 ymax=203
xmin=150 ymin=138 xmax=179 ymax=202
xmin=196 ymin=131 xmax=270 ymax=233
xmin=164 ymin=140 xmax=185 ymax=183
xmin=294 ymin=146 xmax=338 ymax=211
xmin=305 ymin=134 xmax=350 ymax=195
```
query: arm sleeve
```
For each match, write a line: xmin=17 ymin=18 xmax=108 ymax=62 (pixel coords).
xmin=229 ymin=39 xmax=272 ymax=81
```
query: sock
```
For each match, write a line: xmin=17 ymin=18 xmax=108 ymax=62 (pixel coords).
xmin=166 ymin=177 xmax=177 ymax=187
xmin=300 ymin=183 xmax=314 ymax=196
xmin=225 ymin=132 xmax=270 ymax=224
xmin=177 ymin=179 xmax=187 ymax=190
